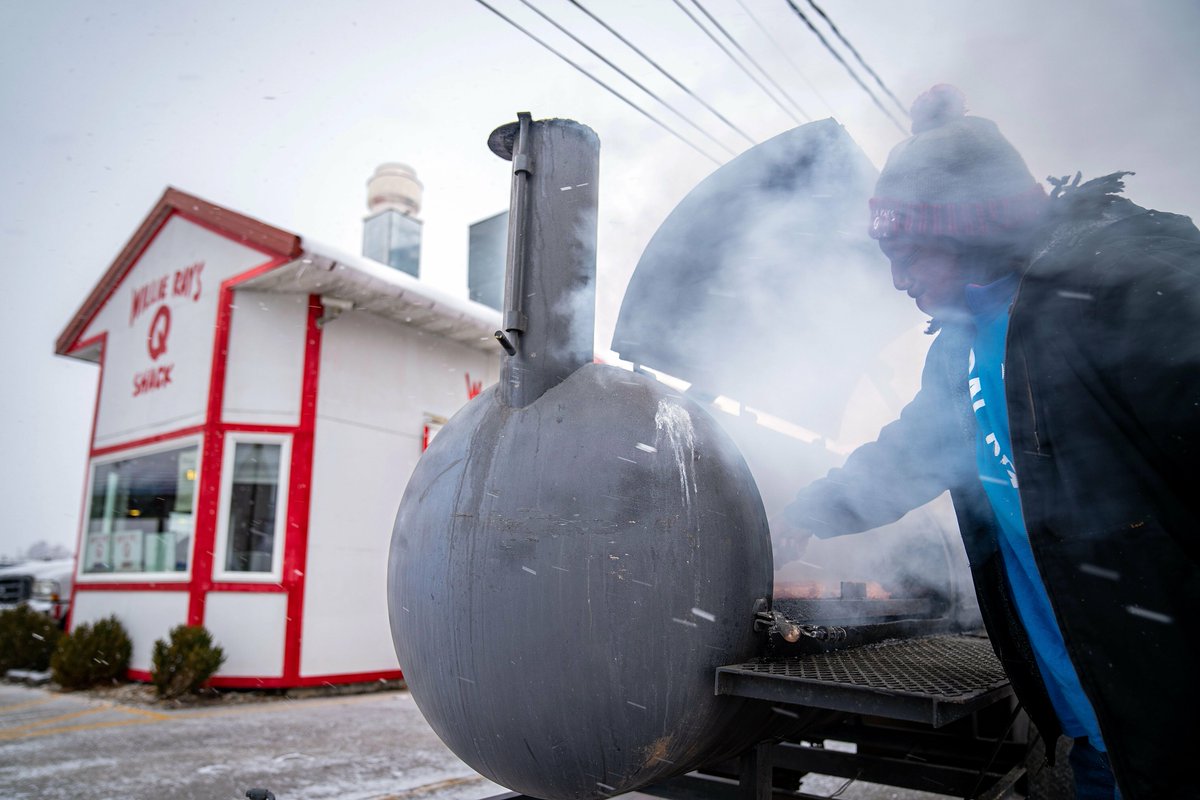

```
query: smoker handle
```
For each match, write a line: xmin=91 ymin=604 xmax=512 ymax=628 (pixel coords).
xmin=500 ymin=112 xmax=533 ymax=347
xmin=754 ymin=609 xmax=847 ymax=644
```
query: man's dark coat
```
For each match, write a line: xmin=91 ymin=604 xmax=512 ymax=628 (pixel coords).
xmin=786 ymin=176 xmax=1200 ymax=798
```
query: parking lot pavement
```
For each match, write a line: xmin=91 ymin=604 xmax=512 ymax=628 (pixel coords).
xmin=0 ymin=684 xmax=174 ymax=744
xmin=0 ymin=683 xmax=506 ymax=800
xmin=0 ymin=683 xmax=955 ymax=800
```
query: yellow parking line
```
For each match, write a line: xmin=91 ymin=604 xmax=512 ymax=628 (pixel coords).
xmin=181 ymin=693 xmax=384 ymax=719
xmin=0 ymin=696 xmax=56 ymax=714
xmin=0 ymin=706 xmax=105 ymax=734
xmin=0 ymin=715 xmax=161 ymax=742
xmin=112 ymin=704 xmax=173 ymax=721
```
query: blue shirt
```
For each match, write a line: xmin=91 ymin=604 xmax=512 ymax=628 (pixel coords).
xmin=966 ymin=275 xmax=1106 ymax=751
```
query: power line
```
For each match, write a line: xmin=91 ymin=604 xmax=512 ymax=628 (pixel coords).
xmin=669 ymin=0 xmax=803 ymax=126
xmin=689 ymin=0 xmax=812 ymax=122
xmin=804 ymin=0 xmax=908 ymax=117
xmin=733 ymin=0 xmax=837 ymax=118
xmin=567 ymin=0 xmax=756 ymax=146
xmin=472 ymin=0 xmax=721 ymax=164
xmin=514 ymin=0 xmax=737 ymax=157
xmin=782 ymin=0 xmax=908 ymax=134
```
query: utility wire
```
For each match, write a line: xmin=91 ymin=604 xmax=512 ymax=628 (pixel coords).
xmin=567 ymin=0 xmax=756 ymax=146
xmin=783 ymin=0 xmax=908 ymax=134
xmin=733 ymin=0 xmax=836 ymax=118
xmin=804 ymin=0 xmax=908 ymax=117
xmin=689 ymin=0 xmax=811 ymax=122
xmin=670 ymin=0 xmax=803 ymax=126
xmin=472 ymin=0 xmax=721 ymax=164
xmin=514 ymin=0 xmax=737 ymax=157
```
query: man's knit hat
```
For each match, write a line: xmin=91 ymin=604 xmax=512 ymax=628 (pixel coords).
xmin=869 ymin=85 xmax=1046 ymax=243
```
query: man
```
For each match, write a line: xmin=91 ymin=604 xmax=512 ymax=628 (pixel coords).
xmin=782 ymin=85 xmax=1199 ymax=799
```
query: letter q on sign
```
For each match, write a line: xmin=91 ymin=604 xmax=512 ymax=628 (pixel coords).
xmin=147 ymin=305 xmax=171 ymax=360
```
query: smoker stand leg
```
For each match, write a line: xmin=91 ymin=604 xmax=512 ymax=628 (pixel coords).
xmin=738 ymin=742 xmax=772 ymax=800
xmin=974 ymin=762 xmax=1025 ymax=800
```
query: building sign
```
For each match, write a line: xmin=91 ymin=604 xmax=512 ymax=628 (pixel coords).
xmin=112 ymin=530 xmax=143 ymax=572
xmin=129 ymin=261 xmax=203 ymax=398
xmin=86 ymin=532 xmax=111 ymax=571
xmin=80 ymin=215 xmax=276 ymax=450
xmin=147 ymin=306 xmax=171 ymax=359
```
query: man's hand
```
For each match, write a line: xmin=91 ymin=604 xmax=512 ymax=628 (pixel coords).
xmin=770 ymin=516 xmax=814 ymax=566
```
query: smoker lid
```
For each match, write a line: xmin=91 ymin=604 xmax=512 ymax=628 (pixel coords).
xmin=612 ymin=119 xmax=922 ymax=437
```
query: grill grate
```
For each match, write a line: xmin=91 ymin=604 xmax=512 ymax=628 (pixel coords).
xmin=717 ymin=635 xmax=1012 ymax=726
xmin=742 ymin=635 xmax=1006 ymax=698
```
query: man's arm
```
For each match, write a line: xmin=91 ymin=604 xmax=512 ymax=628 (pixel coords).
xmin=783 ymin=327 xmax=974 ymax=539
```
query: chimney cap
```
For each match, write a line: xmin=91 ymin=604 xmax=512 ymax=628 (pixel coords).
xmin=367 ymin=163 xmax=423 ymax=217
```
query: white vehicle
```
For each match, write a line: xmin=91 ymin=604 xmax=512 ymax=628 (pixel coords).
xmin=0 ymin=558 xmax=75 ymax=627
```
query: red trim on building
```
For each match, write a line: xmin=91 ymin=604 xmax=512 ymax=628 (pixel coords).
xmin=220 ymin=423 xmax=297 ymax=435
xmin=60 ymin=210 xmax=176 ymax=355
xmin=54 ymin=581 xmax=291 ymax=594
xmin=66 ymin=333 xmax=108 ymax=632
xmin=68 ymin=332 xmax=107 ymax=358
xmin=203 ymin=253 xmax=293 ymax=287
xmin=208 ymin=670 xmax=403 ymax=689
xmin=207 ymin=582 xmax=288 ymax=594
xmin=85 ymin=335 xmax=107 ymax=457
xmin=56 ymin=189 xmax=303 ymax=356
xmin=90 ymin=425 xmax=206 ymax=458
xmin=280 ymin=295 xmax=323 ymax=682
xmin=124 ymin=668 xmax=403 ymax=689
xmin=75 ymin=582 xmax=190 ymax=592
xmin=187 ymin=283 xmax=233 ymax=626
xmin=174 ymin=208 xmax=293 ymax=262
xmin=187 ymin=256 xmax=293 ymax=627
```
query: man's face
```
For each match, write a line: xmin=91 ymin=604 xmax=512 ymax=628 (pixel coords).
xmin=879 ymin=237 xmax=969 ymax=318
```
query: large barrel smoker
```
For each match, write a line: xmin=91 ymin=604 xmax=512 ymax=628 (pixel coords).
xmin=389 ymin=116 xmax=1045 ymax=800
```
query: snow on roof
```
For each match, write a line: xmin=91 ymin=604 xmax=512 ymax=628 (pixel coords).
xmin=240 ymin=239 xmax=502 ymax=352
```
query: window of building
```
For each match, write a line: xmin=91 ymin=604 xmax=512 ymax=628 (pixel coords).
xmin=83 ymin=442 xmax=199 ymax=576
xmin=216 ymin=437 xmax=289 ymax=580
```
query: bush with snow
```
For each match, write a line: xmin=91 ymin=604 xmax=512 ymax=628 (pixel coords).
xmin=51 ymin=615 xmax=132 ymax=689
xmin=0 ymin=605 xmax=61 ymax=673
xmin=151 ymin=624 xmax=225 ymax=699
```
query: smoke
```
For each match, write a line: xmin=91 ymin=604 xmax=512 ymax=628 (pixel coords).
xmin=545 ymin=204 xmax=600 ymax=369
xmin=610 ymin=120 xmax=976 ymax=616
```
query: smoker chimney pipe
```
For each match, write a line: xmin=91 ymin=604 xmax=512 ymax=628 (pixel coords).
xmin=488 ymin=115 xmax=599 ymax=408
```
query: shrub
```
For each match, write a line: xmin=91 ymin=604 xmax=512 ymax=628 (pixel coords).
xmin=0 ymin=605 xmax=62 ymax=673
xmin=50 ymin=615 xmax=132 ymax=689
xmin=151 ymin=625 xmax=225 ymax=699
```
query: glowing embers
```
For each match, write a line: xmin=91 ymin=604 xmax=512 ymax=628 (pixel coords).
xmin=775 ymin=580 xmax=891 ymax=601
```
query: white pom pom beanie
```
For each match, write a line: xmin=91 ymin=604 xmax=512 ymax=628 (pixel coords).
xmin=869 ymin=85 xmax=1047 ymax=245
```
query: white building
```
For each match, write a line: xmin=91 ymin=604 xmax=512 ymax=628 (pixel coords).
xmin=55 ymin=183 xmax=501 ymax=687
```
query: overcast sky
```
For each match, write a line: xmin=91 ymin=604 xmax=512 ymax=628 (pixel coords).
xmin=2 ymin=0 xmax=1197 ymax=558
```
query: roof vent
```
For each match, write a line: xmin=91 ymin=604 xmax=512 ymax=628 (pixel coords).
xmin=364 ymin=164 xmax=424 ymax=277
xmin=367 ymin=163 xmax=423 ymax=217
